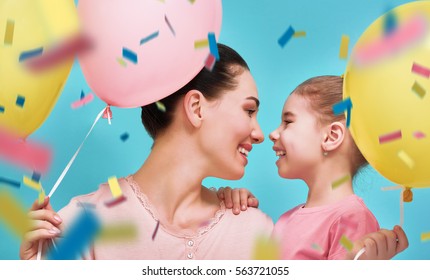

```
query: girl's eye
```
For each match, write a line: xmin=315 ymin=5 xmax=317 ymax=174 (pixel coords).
xmin=284 ymin=120 xmax=292 ymax=126
xmin=247 ymin=109 xmax=256 ymax=117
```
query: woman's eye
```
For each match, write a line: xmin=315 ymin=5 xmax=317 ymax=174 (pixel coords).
xmin=247 ymin=109 xmax=256 ymax=117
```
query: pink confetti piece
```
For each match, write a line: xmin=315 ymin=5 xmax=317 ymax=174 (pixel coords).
xmin=0 ymin=127 xmax=51 ymax=174
xmin=104 ymin=195 xmax=127 ymax=208
xmin=412 ymin=62 xmax=430 ymax=78
xmin=152 ymin=220 xmax=160 ymax=241
xmin=353 ymin=15 xmax=426 ymax=66
xmin=379 ymin=130 xmax=402 ymax=144
xmin=413 ymin=131 xmax=426 ymax=139
xmin=204 ymin=53 xmax=216 ymax=71
xmin=71 ymin=93 xmax=94 ymax=109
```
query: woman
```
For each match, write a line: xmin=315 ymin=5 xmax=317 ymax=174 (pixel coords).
xmin=20 ymin=44 xmax=274 ymax=260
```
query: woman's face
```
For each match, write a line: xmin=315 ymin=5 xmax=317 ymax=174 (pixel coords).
xmin=269 ymin=93 xmax=324 ymax=179
xmin=201 ymin=69 xmax=264 ymax=180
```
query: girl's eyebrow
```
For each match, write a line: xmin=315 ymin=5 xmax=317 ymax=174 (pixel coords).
xmin=283 ymin=111 xmax=296 ymax=118
xmin=246 ymin=96 xmax=260 ymax=108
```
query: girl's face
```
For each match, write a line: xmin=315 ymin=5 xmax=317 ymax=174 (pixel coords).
xmin=202 ymin=70 xmax=264 ymax=180
xmin=269 ymin=93 xmax=325 ymax=179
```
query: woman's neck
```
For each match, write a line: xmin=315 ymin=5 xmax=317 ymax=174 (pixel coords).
xmin=133 ymin=138 xmax=220 ymax=230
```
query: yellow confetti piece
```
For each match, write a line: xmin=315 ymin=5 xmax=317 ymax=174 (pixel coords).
xmin=38 ymin=188 xmax=46 ymax=205
xmin=340 ymin=235 xmax=353 ymax=251
xmin=117 ymin=57 xmax=127 ymax=67
xmin=339 ymin=35 xmax=350 ymax=59
xmin=97 ymin=223 xmax=137 ymax=242
xmin=397 ymin=150 xmax=414 ymax=169
xmin=108 ymin=176 xmax=122 ymax=199
xmin=194 ymin=39 xmax=209 ymax=49
xmin=421 ymin=232 xmax=430 ymax=242
xmin=252 ymin=235 xmax=281 ymax=260
xmin=23 ymin=175 xmax=42 ymax=191
xmin=412 ymin=81 xmax=426 ymax=98
xmin=332 ymin=174 xmax=351 ymax=189
xmin=0 ymin=190 xmax=31 ymax=237
xmin=155 ymin=101 xmax=166 ymax=112
xmin=293 ymin=31 xmax=306 ymax=37
xmin=4 ymin=20 xmax=15 ymax=45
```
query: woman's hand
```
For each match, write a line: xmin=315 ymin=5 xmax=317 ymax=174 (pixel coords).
xmin=19 ymin=196 xmax=63 ymax=260
xmin=217 ymin=186 xmax=259 ymax=215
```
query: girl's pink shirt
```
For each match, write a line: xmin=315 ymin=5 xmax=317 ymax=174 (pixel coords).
xmin=272 ymin=194 xmax=380 ymax=260
xmin=57 ymin=175 xmax=274 ymax=260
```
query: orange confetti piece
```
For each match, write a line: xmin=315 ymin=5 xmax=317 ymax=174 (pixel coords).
xmin=421 ymin=232 xmax=430 ymax=242
xmin=339 ymin=35 xmax=349 ymax=59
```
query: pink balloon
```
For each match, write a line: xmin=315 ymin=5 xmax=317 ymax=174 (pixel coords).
xmin=77 ymin=0 xmax=222 ymax=108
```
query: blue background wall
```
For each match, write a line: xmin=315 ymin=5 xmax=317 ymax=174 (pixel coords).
xmin=1 ymin=0 xmax=429 ymax=259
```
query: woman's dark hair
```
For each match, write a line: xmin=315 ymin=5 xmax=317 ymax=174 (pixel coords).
xmin=141 ymin=43 xmax=249 ymax=139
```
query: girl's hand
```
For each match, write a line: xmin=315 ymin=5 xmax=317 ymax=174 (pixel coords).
xmin=348 ymin=226 xmax=409 ymax=260
xmin=19 ymin=196 xmax=63 ymax=260
xmin=217 ymin=186 xmax=259 ymax=215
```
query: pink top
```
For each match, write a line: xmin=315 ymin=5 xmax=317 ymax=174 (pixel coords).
xmin=56 ymin=175 xmax=274 ymax=260
xmin=272 ymin=195 xmax=380 ymax=260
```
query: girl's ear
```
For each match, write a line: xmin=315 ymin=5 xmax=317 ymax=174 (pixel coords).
xmin=183 ymin=89 xmax=205 ymax=128
xmin=321 ymin=121 xmax=346 ymax=152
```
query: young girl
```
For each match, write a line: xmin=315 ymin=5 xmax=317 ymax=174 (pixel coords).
xmin=220 ymin=75 xmax=408 ymax=260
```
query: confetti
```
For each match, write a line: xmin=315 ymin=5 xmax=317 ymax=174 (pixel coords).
xmin=413 ymin=131 xmax=426 ymax=139
xmin=421 ymin=232 xmax=430 ymax=242
xmin=0 ymin=190 xmax=31 ymax=237
xmin=155 ymin=101 xmax=166 ymax=112
xmin=23 ymin=175 xmax=42 ymax=191
xmin=339 ymin=235 xmax=353 ymax=251
xmin=117 ymin=57 xmax=127 ymax=67
xmin=278 ymin=25 xmax=295 ymax=48
xmin=71 ymin=93 xmax=94 ymax=109
xmin=188 ymin=0 xmax=196 ymax=3
xmin=0 ymin=127 xmax=52 ymax=174
xmin=293 ymin=31 xmax=306 ymax=37
xmin=379 ymin=130 xmax=402 ymax=144
xmin=204 ymin=53 xmax=216 ymax=71
xmin=354 ymin=16 xmax=426 ymax=65
xmin=15 ymin=95 xmax=25 ymax=107
xmin=25 ymin=35 xmax=92 ymax=71
xmin=107 ymin=176 xmax=122 ymax=199
xmin=332 ymin=174 xmax=351 ymax=189
xmin=122 ymin=47 xmax=138 ymax=64
xmin=80 ymin=90 xmax=85 ymax=100
xmin=412 ymin=81 xmax=426 ymax=98
xmin=339 ymin=35 xmax=350 ymax=59
xmin=140 ymin=31 xmax=159 ymax=45
xmin=19 ymin=47 xmax=43 ymax=62
xmin=38 ymin=187 xmax=45 ymax=205
xmin=152 ymin=220 xmax=160 ymax=241
xmin=104 ymin=195 xmax=126 ymax=208
xmin=164 ymin=15 xmax=176 ymax=36
xmin=48 ymin=209 xmax=101 ymax=260
xmin=208 ymin=32 xmax=219 ymax=60
xmin=120 ymin=132 xmax=129 ymax=142
xmin=252 ymin=235 xmax=281 ymax=260
xmin=0 ymin=105 xmax=4 ymax=113
xmin=77 ymin=202 xmax=96 ymax=209
xmin=333 ymin=97 xmax=352 ymax=115
xmin=397 ymin=150 xmax=414 ymax=169
xmin=97 ymin=223 xmax=137 ymax=242
xmin=411 ymin=62 xmax=430 ymax=78
xmin=0 ymin=177 xmax=20 ymax=188
xmin=194 ymin=39 xmax=209 ymax=49
xmin=311 ymin=243 xmax=322 ymax=252
xmin=383 ymin=11 xmax=398 ymax=36
xmin=4 ymin=20 xmax=15 ymax=45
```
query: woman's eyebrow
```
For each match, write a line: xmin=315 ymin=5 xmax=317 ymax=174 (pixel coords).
xmin=246 ymin=96 xmax=260 ymax=108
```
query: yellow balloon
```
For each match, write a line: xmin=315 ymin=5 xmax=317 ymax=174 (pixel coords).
xmin=344 ymin=1 xmax=430 ymax=188
xmin=0 ymin=0 xmax=79 ymax=139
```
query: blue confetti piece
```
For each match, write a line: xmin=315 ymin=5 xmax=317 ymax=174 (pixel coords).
xmin=120 ymin=132 xmax=129 ymax=142
xmin=122 ymin=48 xmax=138 ymax=64
xmin=0 ymin=177 xmax=21 ymax=188
xmin=19 ymin=47 xmax=43 ymax=62
xmin=384 ymin=11 xmax=397 ymax=36
xmin=31 ymin=172 xmax=41 ymax=183
xmin=140 ymin=31 xmax=159 ymax=45
xmin=332 ymin=97 xmax=352 ymax=115
xmin=278 ymin=26 xmax=295 ymax=48
xmin=0 ymin=106 xmax=4 ymax=113
xmin=346 ymin=107 xmax=351 ymax=128
xmin=80 ymin=90 xmax=85 ymax=100
xmin=15 ymin=95 xmax=25 ymax=107
xmin=48 ymin=209 xmax=100 ymax=260
xmin=208 ymin=32 xmax=219 ymax=61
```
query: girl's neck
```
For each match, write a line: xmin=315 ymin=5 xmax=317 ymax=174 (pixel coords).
xmin=133 ymin=138 xmax=220 ymax=230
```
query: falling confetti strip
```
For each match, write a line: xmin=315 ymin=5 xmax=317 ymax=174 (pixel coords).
xmin=19 ymin=47 xmax=43 ymax=62
xmin=117 ymin=57 xmax=127 ymax=67
xmin=412 ymin=81 xmax=426 ymax=98
xmin=122 ymin=47 xmax=138 ymax=64
xmin=339 ymin=35 xmax=350 ymax=59
xmin=0 ymin=177 xmax=20 ymax=188
xmin=311 ymin=243 xmax=322 ymax=252
xmin=155 ymin=101 xmax=166 ymax=112
xmin=339 ymin=235 xmax=353 ymax=251
xmin=411 ymin=62 xmax=430 ymax=78
xmin=15 ymin=95 xmax=25 ymax=108
xmin=293 ymin=31 xmax=306 ymax=37
xmin=23 ymin=175 xmax=42 ymax=191
xmin=252 ymin=235 xmax=281 ymax=260
xmin=332 ymin=97 xmax=352 ymax=127
xmin=104 ymin=176 xmax=126 ymax=207
xmin=278 ymin=25 xmax=295 ymax=48
xmin=397 ymin=150 xmax=414 ymax=169
xmin=0 ymin=105 xmax=4 ymax=113
xmin=421 ymin=232 xmax=430 ymax=242
xmin=120 ymin=132 xmax=129 ymax=142
xmin=379 ymin=130 xmax=402 ymax=144
xmin=204 ymin=53 xmax=216 ymax=71
xmin=164 ymin=15 xmax=176 ymax=36
xmin=140 ymin=31 xmax=159 ymax=45
xmin=332 ymin=174 xmax=351 ymax=189
xmin=4 ymin=20 xmax=15 ymax=45
xmin=71 ymin=93 xmax=94 ymax=109
xmin=0 ymin=190 xmax=31 ymax=237
xmin=413 ymin=131 xmax=426 ymax=139
xmin=97 ymin=223 xmax=137 ymax=243
xmin=194 ymin=39 xmax=209 ymax=49
xmin=383 ymin=10 xmax=398 ymax=35
xmin=152 ymin=220 xmax=160 ymax=241
xmin=208 ymin=32 xmax=219 ymax=60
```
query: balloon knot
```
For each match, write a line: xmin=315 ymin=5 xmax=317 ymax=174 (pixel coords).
xmin=402 ymin=186 xmax=413 ymax=203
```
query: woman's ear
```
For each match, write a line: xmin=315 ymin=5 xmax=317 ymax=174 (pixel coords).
xmin=321 ymin=121 xmax=346 ymax=152
xmin=183 ymin=89 xmax=205 ymax=128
